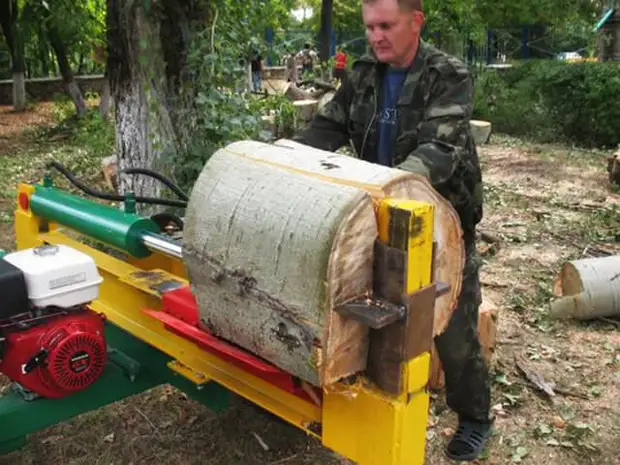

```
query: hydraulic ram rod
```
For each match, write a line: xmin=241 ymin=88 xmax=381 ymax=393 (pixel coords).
xmin=141 ymin=232 xmax=183 ymax=259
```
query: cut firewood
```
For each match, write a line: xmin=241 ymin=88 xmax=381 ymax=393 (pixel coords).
xmin=551 ymin=255 xmax=620 ymax=320
xmin=293 ymin=99 xmax=318 ymax=124
xmin=184 ymin=139 xmax=465 ymax=387
xmin=429 ymin=297 xmax=498 ymax=390
xmin=101 ymin=155 xmax=117 ymax=191
xmin=470 ymin=120 xmax=492 ymax=145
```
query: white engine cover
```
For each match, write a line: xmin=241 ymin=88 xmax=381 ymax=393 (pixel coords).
xmin=3 ymin=244 xmax=103 ymax=308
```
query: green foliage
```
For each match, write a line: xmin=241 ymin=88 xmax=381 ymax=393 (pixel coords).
xmin=166 ymin=0 xmax=300 ymax=192
xmin=300 ymin=0 xmax=363 ymax=36
xmin=248 ymin=93 xmax=298 ymax=137
xmin=474 ymin=60 xmax=620 ymax=149
xmin=48 ymin=93 xmax=115 ymax=158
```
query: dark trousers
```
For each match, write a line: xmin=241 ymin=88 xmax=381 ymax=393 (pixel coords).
xmin=434 ymin=243 xmax=491 ymax=423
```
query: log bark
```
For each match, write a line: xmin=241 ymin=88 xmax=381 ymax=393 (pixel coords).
xmin=183 ymin=147 xmax=378 ymax=386
xmin=551 ymin=256 xmax=620 ymax=320
xmin=107 ymin=0 xmax=178 ymax=199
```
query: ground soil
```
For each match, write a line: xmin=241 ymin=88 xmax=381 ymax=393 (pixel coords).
xmin=0 ymin=105 xmax=619 ymax=465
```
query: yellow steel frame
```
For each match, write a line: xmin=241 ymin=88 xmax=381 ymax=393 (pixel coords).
xmin=14 ymin=183 xmax=435 ymax=465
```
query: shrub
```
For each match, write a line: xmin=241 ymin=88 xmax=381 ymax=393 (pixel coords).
xmin=473 ymin=60 xmax=620 ymax=149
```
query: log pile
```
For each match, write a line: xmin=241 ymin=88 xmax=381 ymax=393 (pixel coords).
xmin=183 ymin=139 xmax=465 ymax=387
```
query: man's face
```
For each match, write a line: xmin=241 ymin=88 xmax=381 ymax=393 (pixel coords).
xmin=362 ymin=0 xmax=423 ymax=67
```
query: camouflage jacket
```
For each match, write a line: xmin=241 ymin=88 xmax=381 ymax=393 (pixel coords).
xmin=293 ymin=41 xmax=483 ymax=241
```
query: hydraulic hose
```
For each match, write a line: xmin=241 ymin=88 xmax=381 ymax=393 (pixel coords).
xmin=46 ymin=160 xmax=188 ymax=209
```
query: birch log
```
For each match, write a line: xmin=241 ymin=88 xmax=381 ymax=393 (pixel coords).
xmin=229 ymin=138 xmax=465 ymax=336
xmin=551 ymin=255 xmax=620 ymax=320
xmin=183 ymin=149 xmax=378 ymax=386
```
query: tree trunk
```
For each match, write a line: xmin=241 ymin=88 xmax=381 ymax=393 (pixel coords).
xmin=47 ymin=23 xmax=87 ymax=116
xmin=106 ymin=0 xmax=194 ymax=199
xmin=0 ymin=0 xmax=26 ymax=111
xmin=183 ymin=140 xmax=465 ymax=386
xmin=99 ymin=73 xmax=111 ymax=119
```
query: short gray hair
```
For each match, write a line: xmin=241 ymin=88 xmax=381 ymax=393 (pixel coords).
xmin=362 ymin=0 xmax=423 ymax=11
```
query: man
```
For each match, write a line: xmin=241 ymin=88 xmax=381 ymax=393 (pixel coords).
xmin=250 ymin=50 xmax=263 ymax=92
xmin=333 ymin=47 xmax=348 ymax=82
xmin=292 ymin=0 xmax=492 ymax=461
xmin=297 ymin=43 xmax=317 ymax=75
xmin=285 ymin=51 xmax=299 ymax=84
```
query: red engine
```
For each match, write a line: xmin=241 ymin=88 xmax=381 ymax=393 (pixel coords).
xmin=0 ymin=309 xmax=107 ymax=399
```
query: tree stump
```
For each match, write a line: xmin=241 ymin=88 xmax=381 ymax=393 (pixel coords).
xmin=183 ymin=139 xmax=465 ymax=387
xmin=470 ymin=120 xmax=492 ymax=145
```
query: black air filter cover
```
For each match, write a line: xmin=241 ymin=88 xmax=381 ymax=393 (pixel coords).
xmin=0 ymin=258 xmax=29 ymax=319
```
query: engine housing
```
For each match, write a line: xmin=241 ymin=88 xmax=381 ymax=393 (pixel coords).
xmin=0 ymin=309 xmax=106 ymax=399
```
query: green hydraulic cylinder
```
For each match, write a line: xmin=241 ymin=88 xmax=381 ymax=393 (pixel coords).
xmin=30 ymin=185 xmax=161 ymax=258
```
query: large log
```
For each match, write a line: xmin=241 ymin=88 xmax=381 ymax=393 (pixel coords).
xmin=551 ymin=255 xmax=620 ymax=320
xmin=233 ymin=138 xmax=465 ymax=336
xmin=183 ymin=151 xmax=377 ymax=386
xmin=183 ymin=140 xmax=465 ymax=387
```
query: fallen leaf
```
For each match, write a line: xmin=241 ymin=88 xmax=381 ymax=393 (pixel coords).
xmin=552 ymin=416 xmax=566 ymax=429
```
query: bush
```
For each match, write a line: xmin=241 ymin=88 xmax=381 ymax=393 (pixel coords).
xmin=473 ymin=60 xmax=620 ymax=149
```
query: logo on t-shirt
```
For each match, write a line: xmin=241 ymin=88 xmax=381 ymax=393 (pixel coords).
xmin=378 ymin=108 xmax=397 ymax=126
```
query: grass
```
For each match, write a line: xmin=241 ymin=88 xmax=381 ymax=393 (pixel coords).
xmin=1 ymin=108 xmax=620 ymax=465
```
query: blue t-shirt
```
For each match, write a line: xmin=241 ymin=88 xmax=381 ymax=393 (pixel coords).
xmin=377 ymin=67 xmax=408 ymax=166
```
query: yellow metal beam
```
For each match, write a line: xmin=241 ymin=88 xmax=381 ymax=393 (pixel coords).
xmin=322 ymin=198 xmax=434 ymax=465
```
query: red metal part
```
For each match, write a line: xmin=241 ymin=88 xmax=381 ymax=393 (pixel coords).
xmin=0 ymin=310 xmax=106 ymax=399
xmin=146 ymin=286 xmax=322 ymax=404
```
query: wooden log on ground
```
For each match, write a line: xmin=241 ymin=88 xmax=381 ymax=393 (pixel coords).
xmin=101 ymin=155 xmax=118 ymax=191
xmin=183 ymin=139 xmax=465 ymax=387
xmin=429 ymin=298 xmax=498 ymax=390
xmin=470 ymin=120 xmax=492 ymax=145
xmin=293 ymin=99 xmax=318 ymax=124
xmin=551 ymin=255 xmax=620 ymax=320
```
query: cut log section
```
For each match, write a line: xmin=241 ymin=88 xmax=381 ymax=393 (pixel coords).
xmin=228 ymin=138 xmax=465 ymax=337
xmin=429 ymin=298 xmax=498 ymax=390
xmin=470 ymin=120 xmax=492 ymax=145
xmin=551 ymin=255 xmax=620 ymax=320
xmin=293 ymin=99 xmax=318 ymax=124
xmin=183 ymin=139 xmax=465 ymax=387
xmin=183 ymin=149 xmax=378 ymax=386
